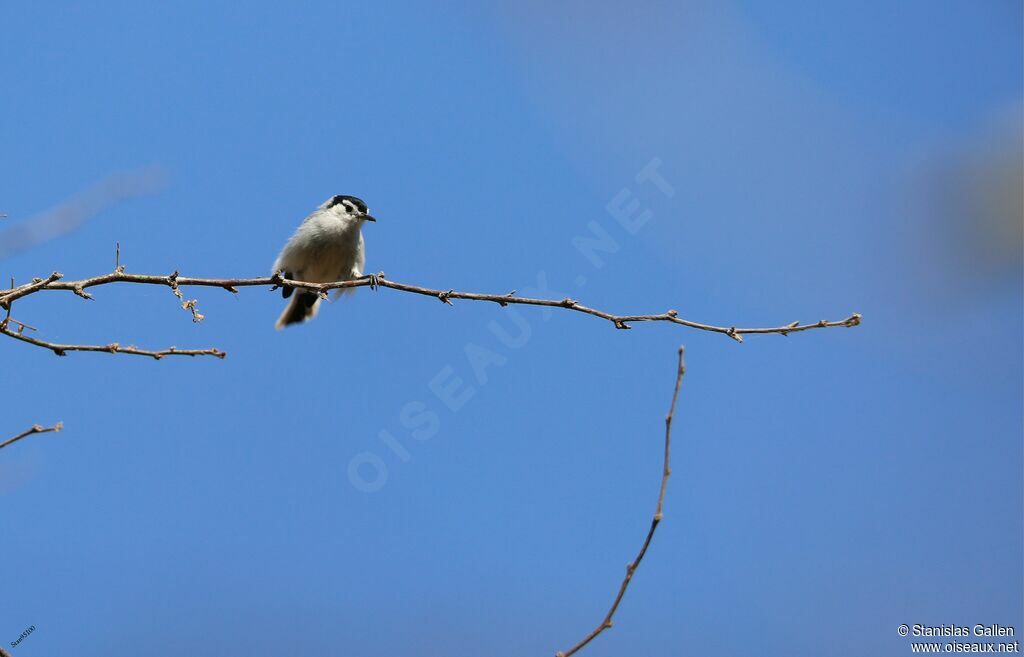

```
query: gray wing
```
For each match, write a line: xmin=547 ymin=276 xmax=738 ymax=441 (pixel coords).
xmin=353 ymin=233 xmax=366 ymax=278
xmin=273 ymin=209 xmax=327 ymax=298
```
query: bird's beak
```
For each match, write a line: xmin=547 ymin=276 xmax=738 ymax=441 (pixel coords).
xmin=362 ymin=214 xmax=377 ymax=222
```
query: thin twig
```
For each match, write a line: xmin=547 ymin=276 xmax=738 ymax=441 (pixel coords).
xmin=556 ymin=346 xmax=686 ymax=657
xmin=0 ymin=422 xmax=64 ymax=451
xmin=0 ymin=268 xmax=860 ymax=359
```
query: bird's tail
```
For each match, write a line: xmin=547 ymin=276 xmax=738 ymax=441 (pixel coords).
xmin=275 ymin=291 xmax=321 ymax=330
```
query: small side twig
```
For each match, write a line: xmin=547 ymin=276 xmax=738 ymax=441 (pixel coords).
xmin=555 ymin=346 xmax=686 ymax=657
xmin=0 ymin=422 xmax=64 ymax=451
xmin=0 ymin=271 xmax=62 ymax=310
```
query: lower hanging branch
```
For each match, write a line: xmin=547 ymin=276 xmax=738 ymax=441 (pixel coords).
xmin=555 ymin=346 xmax=687 ymax=657
xmin=0 ymin=266 xmax=861 ymax=360
xmin=0 ymin=321 xmax=225 ymax=360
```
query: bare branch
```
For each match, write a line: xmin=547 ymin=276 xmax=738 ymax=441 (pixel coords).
xmin=0 ymin=422 xmax=64 ymax=451
xmin=0 ymin=271 xmax=63 ymax=309
xmin=556 ymin=346 xmax=686 ymax=657
xmin=0 ymin=321 xmax=224 ymax=359
xmin=0 ymin=267 xmax=860 ymax=359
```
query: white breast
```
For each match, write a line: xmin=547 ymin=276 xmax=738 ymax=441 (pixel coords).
xmin=274 ymin=208 xmax=365 ymax=283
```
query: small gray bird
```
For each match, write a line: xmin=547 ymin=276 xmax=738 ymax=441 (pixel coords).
xmin=273 ymin=195 xmax=376 ymax=329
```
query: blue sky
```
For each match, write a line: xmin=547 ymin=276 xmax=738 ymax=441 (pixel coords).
xmin=1 ymin=2 xmax=1021 ymax=656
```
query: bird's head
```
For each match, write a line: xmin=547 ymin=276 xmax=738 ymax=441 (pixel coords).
xmin=322 ymin=194 xmax=376 ymax=222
